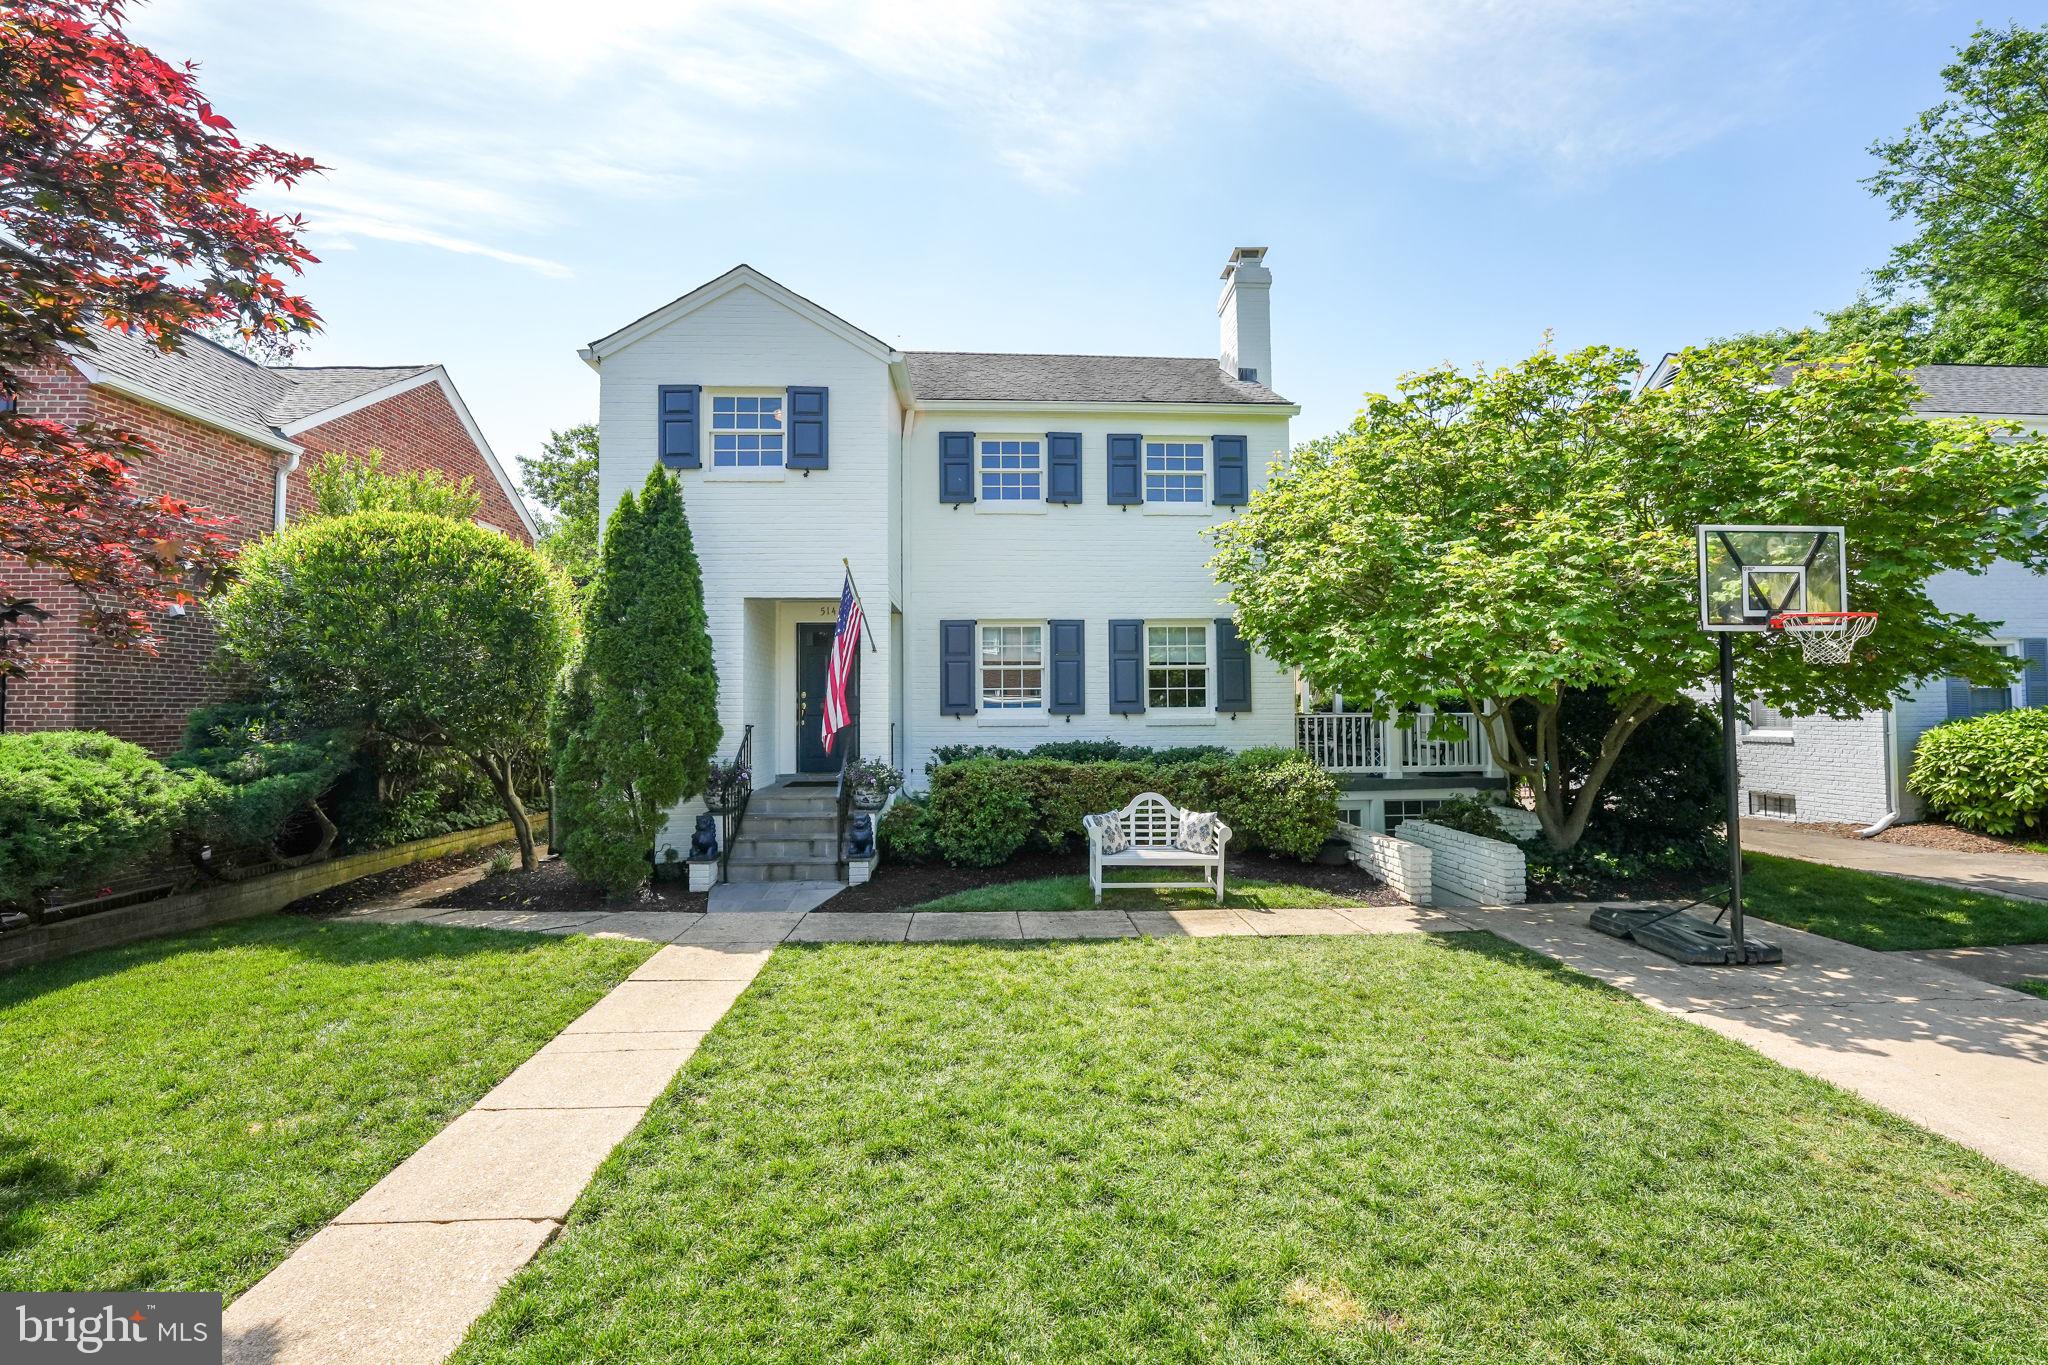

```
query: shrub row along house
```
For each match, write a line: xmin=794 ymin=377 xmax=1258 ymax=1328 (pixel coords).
xmin=583 ymin=249 xmax=1506 ymax=880
xmin=1643 ymin=356 xmax=2048 ymax=829
xmin=2 ymin=328 xmax=536 ymax=752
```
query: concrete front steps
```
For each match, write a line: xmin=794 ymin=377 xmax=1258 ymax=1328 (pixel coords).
xmin=726 ymin=780 xmax=842 ymax=883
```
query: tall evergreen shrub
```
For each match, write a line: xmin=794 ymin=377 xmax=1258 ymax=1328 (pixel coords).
xmin=553 ymin=468 xmax=720 ymax=893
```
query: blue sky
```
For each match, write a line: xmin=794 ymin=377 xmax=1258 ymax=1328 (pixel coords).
xmin=132 ymin=1 xmax=2024 ymax=490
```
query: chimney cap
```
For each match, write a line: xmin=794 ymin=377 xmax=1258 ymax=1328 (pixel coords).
xmin=1220 ymin=246 xmax=1269 ymax=279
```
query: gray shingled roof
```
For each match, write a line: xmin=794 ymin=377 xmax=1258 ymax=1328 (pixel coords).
xmin=67 ymin=324 xmax=434 ymax=436
xmin=72 ymin=325 xmax=299 ymax=436
xmin=1904 ymin=365 xmax=2048 ymax=416
xmin=264 ymin=366 xmax=435 ymax=424
xmin=903 ymin=351 xmax=1290 ymax=405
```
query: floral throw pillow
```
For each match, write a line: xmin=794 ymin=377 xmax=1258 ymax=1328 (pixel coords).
xmin=1176 ymin=810 xmax=1220 ymax=854
xmin=1086 ymin=812 xmax=1131 ymax=854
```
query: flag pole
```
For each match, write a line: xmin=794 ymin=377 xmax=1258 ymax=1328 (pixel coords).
xmin=842 ymin=557 xmax=878 ymax=652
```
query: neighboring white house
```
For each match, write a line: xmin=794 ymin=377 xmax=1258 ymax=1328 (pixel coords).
xmin=581 ymin=249 xmax=1504 ymax=878
xmin=1648 ymin=357 xmax=2048 ymax=829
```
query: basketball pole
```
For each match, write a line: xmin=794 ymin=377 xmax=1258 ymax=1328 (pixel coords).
xmin=1719 ymin=633 xmax=1747 ymax=960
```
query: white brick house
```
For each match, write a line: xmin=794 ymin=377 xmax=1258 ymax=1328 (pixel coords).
xmin=1646 ymin=359 xmax=2048 ymax=829
xmin=583 ymin=249 xmax=1490 ymax=876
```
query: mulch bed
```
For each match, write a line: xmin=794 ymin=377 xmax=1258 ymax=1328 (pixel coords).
xmin=286 ymin=851 xmax=502 ymax=917
xmin=822 ymin=851 xmax=1401 ymax=912
xmin=425 ymin=857 xmax=709 ymax=915
xmin=1796 ymin=820 xmax=2048 ymax=857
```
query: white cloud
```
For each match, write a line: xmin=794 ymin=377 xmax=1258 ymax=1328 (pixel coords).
xmin=134 ymin=0 xmax=1803 ymax=267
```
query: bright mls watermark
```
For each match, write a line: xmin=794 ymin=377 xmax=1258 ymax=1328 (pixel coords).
xmin=5 ymin=1294 xmax=220 ymax=1362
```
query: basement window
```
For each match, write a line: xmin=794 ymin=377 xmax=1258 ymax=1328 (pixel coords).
xmin=1748 ymin=791 xmax=1797 ymax=819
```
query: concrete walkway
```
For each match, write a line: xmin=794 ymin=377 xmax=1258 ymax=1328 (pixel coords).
xmin=223 ymin=936 xmax=778 ymax=1364
xmin=1899 ymin=942 xmax=2048 ymax=985
xmin=334 ymin=899 xmax=1475 ymax=943
xmin=1475 ymin=904 xmax=2048 ymax=1183
xmin=1743 ymin=819 xmax=2048 ymax=904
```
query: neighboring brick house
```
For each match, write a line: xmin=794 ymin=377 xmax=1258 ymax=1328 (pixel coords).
xmin=2 ymin=327 xmax=536 ymax=753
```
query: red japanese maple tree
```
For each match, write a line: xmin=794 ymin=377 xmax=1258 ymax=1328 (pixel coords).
xmin=0 ymin=0 xmax=321 ymax=674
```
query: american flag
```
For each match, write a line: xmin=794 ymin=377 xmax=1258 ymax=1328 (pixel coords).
xmin=822 ymin=569 xmax=864 ymax=754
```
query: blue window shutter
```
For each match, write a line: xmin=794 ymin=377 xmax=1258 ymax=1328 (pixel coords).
xmin=658 ymin=384 xmax=699 ymax=469
xmin=1107 ymin=434 xmax=1142 ymax=505
xmin=1211 ymin=434 xmax=1248 ymax=505
xmin=939 ymin=431 xmax=976 ymax=504
xmin=1109 ymin=619 xmax=1145 ymax=713
xmin=940 ymin=620 xmax=977 ymax=714
xmin=1215 ymin=617 xmax=1252 ymax=712
xmin=786 ymin=386 xmax=828 ymax=469
xmin=1049 ymin=620 xmax=1085 ymax=714
xmin=1046 ymin=432 xmax=1083 ymax=504
xmin=2025 ymin=638 xmax=2048 ymax=708
xmin=1945 ymin=675 xmax=1975 ymax=721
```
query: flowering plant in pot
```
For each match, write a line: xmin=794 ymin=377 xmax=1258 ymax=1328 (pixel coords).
xmin=847 ymin=758 xmax=902 ymax=809
xmin=705 ymin=758 xmax=750 ymax=813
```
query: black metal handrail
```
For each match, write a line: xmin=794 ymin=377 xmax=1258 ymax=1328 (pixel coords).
xmin=717 ymin=724 xmax=753 ymax=884
xmin=833 ymin=744 xmax=854 ymax=872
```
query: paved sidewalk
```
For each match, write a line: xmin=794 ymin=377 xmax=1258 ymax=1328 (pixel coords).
xmin=1474 ymin=905 xmax=2048 ymax=1183
xmin=341 ymin=899 xmax=1477 ymax=942
xmin=1743 ymin=819 xmax=2048 ymax=904
xmin=222 ymin=938 xmax=778 ymax=1365
xmin=1899 ymin=942 xmax=2048 ymax=985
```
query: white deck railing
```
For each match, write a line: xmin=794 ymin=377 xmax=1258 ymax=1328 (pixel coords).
xmin=1295 ymin=710 xmax=1495 ymax=775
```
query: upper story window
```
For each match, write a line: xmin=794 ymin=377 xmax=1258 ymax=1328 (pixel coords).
xmin=1746 ymin=699 xmax=1793 ymax=735
xmin=981 ymin=624 xmax=1043 ymax=709
xmin=979 ymin=438 xmax=1042 ymax=501
xmin=710 ymin=394 xmax=783 ymax=468
xmin=1144 ymin=440 xmax=1204 ymax=503
xmin=1147 ymin=623 xmax=1207 ymax=709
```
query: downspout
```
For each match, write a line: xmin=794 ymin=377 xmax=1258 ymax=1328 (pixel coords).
xmin=272 ymin=450 xmax=302 ymax=531
xmin=1857 ymin=705 xmax=1901 ymax=837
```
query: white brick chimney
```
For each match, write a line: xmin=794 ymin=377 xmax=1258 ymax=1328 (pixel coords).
xmin=1217 ymin=246 xmax=1272 ymax=387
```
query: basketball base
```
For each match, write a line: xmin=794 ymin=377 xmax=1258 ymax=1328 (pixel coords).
xmin=1591 ymin=904 xmax=1784 ymax=966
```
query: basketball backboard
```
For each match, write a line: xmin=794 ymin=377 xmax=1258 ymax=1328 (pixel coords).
xmin=1697 ymin=525 xmax=1847 ymax=631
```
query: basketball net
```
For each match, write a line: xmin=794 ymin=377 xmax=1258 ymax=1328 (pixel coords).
xmin=1767 ymin=611 xmax=1878 ymax=666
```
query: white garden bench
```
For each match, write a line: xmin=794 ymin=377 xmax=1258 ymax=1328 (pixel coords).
xmin=1082 ymin=792 xmax=1232 ymax=905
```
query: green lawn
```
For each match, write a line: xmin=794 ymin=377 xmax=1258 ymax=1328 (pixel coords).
xmin=1743 ymin=851 xmax=2048 ymax=951
xmin=0 ymin=915 xmax=652 ymax=1297
xmin=2016 ymin=981 xmax=2048 ymax=1001
xmin=456 ymin=934 xmax=2048 ymax=1363
xmin=914 ymin=872 xmax=1368 ymax=912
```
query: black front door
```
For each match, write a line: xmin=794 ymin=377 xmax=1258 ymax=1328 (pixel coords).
xmin=796 ymin=622 xmax=855 ymax=774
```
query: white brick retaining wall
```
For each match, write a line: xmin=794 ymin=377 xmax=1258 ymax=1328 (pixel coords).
xmin=1396 ymin=820 xmax=1526 ymax=906
xmin=1334 ymin=824 xmax=1433 ymax=905
xmin=1489 ymin=804 xmax=1544 ymax=841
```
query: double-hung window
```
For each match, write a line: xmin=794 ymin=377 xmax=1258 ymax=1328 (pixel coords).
xmin=981 ymin=624 xmax=1043 ymax=709
xmin=710 ymin=394 xmax=783 ymax=468
xmin=1146 ymin=623 xmax=1207 ymax=709
xmin=979 ymin=438 xmax=1042 ymax=501
xmin=1144 ymin=439 xmax=1204 ymax=503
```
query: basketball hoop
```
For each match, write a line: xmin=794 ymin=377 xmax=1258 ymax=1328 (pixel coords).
xmin=1767 ymin=610 xmax=1878 ymax=666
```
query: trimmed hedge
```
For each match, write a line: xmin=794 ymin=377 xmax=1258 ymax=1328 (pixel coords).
xmin=0 ymin=732 xmax=199 ymax=915
xmin=1910 ymin=708 xmax=2048 ymax=834
xmin=915 ymin=749 xmax=1336 ymax=867
xmin=925 ymin=739 xmax=1233 ymax=777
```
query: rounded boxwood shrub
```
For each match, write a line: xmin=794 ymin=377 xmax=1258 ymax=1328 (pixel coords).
xmin=0 ymin=731 xmax=198 ymax=915
xmin=1910 ymin=708 xmax=2048 ymax=834
xmin=924 ymin=759 xmax=1035 ymax=866
xmin=877 ymin=797 xmax=935 ymax=864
